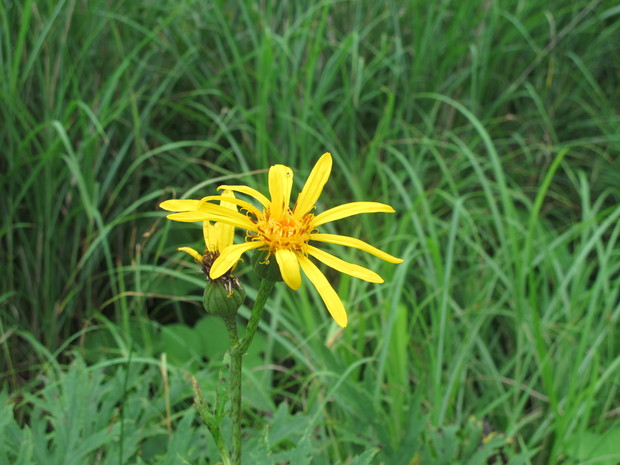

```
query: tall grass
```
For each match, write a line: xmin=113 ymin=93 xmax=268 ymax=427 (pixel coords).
xmin=2 ymin=0 xmax=618 ymax=463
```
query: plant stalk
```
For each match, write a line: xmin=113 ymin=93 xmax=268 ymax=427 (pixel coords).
xmin=226 ymin=278 xmax=275 ymax=465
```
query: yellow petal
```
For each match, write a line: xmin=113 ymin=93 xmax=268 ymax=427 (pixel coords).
xmin=275 ymin=249 xmax=302 ymax=290
xmin=297 ymin=254 xmax=347 ymax=327
xmin=310 ymin=233 xmax=403 ymax=263
xmin=312 ymin=202 xmax=396 ymax=227
xmin=294 ymin=152 xmax=332 ymax=218
xmin=198 ymin=195 xmax=261 ymax=218
xmin=167 ymin=209 xmax=257 ymax=231
xmin=217 ymin=185 xmax=270 ymax=208
xmin=215 ymin=190 xmax=237 ymax=249
xmin=160 ymin=199 xmax=201 ymax=212
xmin=177 ymin=247 xmax=203 ymax=262
xmin=307 ymin=246 xmax=383 ymax=283
xmin=209 ymin=242 xmax=264 ymax=279
xmin=202 ymin=221 xmax=217 ymax=250
xmin=210 ymin=223 xmax=229 ymax=250
xmin=167 ymin=212 xmax=212 ymax=222
xmin=268 ymin=164 xmax=294 ymax=217
xmin=218 ymin=189 xmax=237 ymax=209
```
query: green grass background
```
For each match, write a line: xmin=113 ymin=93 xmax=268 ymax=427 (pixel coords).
xmin=1 ymin=0 xmax=619 ymax=464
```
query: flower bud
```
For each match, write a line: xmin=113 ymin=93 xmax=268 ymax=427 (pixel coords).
xmin=251 ymin=249 xmax=283 ymax=283
xmin=203 ymin=279 xmax=245 ymax=317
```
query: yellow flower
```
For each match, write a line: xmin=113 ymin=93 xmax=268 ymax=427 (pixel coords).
xmin=161 ymin=189 xmax=239 ymax=280
xmin=161 ymin=153 xmax=403 ymax=327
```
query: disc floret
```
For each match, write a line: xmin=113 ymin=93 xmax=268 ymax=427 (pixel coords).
xmin=253 ymin=208 xmax=315 ymax=255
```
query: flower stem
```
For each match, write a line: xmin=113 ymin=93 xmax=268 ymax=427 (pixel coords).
xmin=229 ymin=346 xmax=242 ymax=465
xmin=227 ymin=279 xmax=275 ymax=465
xmin=240 ymin=279 xmax=275 ymax=353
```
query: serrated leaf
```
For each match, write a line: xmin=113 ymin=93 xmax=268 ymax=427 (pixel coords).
xmin=347 ymin=448 xmax=380 ymax=465
xmin=281 ymin=436 xmax=313 ymax=465
xmin=244 ymin=425 xmax=273 ymax=465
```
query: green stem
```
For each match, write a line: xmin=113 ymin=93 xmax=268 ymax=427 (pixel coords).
xmin=222 ymin=314 xmax=240 ymax=464
xmin=223 ymin=313 xmax=239 ymax=345
xmin=240 ymin=279 xmax=275 ymax=353
xmin=228 ymin=279 xmax=275 ymax=465
xmin=229 ymin=347 xmax=242 ymax=464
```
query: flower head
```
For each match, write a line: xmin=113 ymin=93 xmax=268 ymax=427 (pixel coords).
xmin=161 ymin=153 xmax=403 ymax=327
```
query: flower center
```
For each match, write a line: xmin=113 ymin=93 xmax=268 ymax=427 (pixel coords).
xmin=252 ymin=210 xmax=315 ymax=253
xmin=200 ymin=250 xmax=220 ymax=277
xmin=201 ymin=250 xmax=240 ymax=292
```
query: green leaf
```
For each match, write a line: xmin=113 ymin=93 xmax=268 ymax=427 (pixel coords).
xmin=567 ymin=427 xmax=620 ymax=464
xmin=283 ymin=436 xmax=313 ymax=465
xmin=158 ymin=323 xmax=203 ymax=366
xmin=347 ymin=448 xmax=381 ymax=465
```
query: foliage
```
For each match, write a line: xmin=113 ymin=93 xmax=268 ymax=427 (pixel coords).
xmin=0 ymin=351 xmax=530 ymax=465
xmin=1 ymin=0 xmax=619 ymax=463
